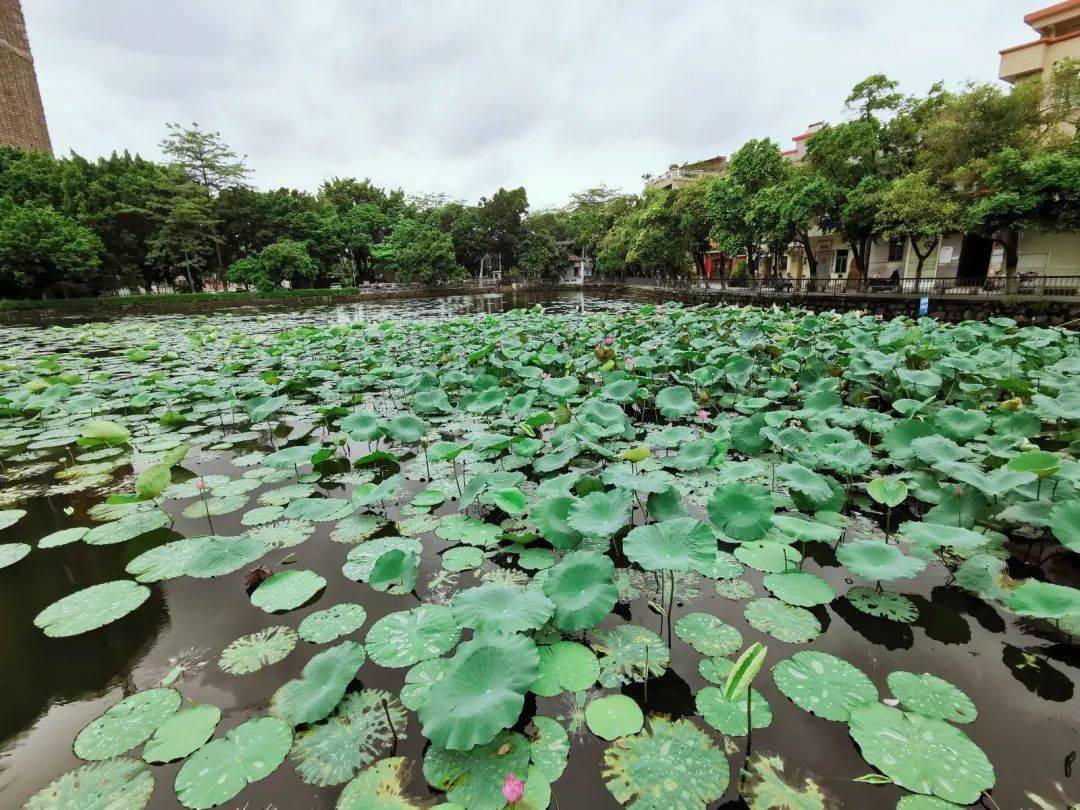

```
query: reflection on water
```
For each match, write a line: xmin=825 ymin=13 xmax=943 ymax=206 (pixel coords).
xmin=0 ymin=291 xmax=1076 ymax=809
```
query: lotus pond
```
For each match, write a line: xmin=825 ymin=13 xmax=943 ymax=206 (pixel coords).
xmin=0 ymin=292 xmax=1078 ymax=810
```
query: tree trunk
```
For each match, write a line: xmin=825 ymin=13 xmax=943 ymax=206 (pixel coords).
xmin=999 ymin=229 xmax=1020 ymax=293
xmin=911 ymin=234 xmax=938 ymax=290
xmin=799 ymin=233 xmax=818 ymax=277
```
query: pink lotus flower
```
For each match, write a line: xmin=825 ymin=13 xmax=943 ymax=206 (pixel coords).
xmin=790 ymin=382 xmax=798 ymax=392
xmin=503 ymin=773 xmax=525 ymax=804
xmin=698 ymin=409 xmax=709 ymax=420
xmin=195 ymin=479 xmax=205 ymax=490
xmin=624 ymin=357 xmax=634 ymax=368
xmin=541 ymin=372 xmax=551 ymax=380
xmin=604 ymin=336 xmax=613 ymax=346
xmin=954 ymin=486 xmax=964 ymax=496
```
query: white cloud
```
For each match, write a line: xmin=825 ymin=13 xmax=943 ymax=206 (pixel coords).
xmin=23 ymin=0 xmax=1034 ymax=208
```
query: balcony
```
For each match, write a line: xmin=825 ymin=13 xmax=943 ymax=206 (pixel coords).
xmin=1000 ymin=40 xmax=1046 ymax=83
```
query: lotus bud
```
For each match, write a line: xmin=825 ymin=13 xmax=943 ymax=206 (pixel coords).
xmin=624 ymin=357 xmax=633 ymax=368
xmin=953 ymin=486 xmax=964 ymax=496
xmin=604 ymin=336 xmax=613 ymax=346
xmin=698 ymin=409 xmax=709 ymax=420
xmin=195 ymin=479 xmax=205 ymax=490
xmin=502 ymin=773 xmax=525 ymax=804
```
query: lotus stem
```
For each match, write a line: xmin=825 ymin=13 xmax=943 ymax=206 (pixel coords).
xmin=382 ymin=698 xmax=398 ymax=753
xmin=643 ymin=645 xmax=649 ymax=704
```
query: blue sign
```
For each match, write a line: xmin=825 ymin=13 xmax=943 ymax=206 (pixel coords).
xmin=918 ymin=296 xmax=929 ymax=316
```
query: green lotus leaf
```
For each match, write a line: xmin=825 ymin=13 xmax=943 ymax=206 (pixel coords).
xmin=954 ymin=554 xmax=1013 ymax=603
xmin=283 ymin=496 xmax=354 ymax=522
xmin=400 ymin=658 xmax=450 ymax=711
xmin=532 ymin=640 xmax=600 ymax=696
xmin=744 ymin=598 xmax=821 ymax=643
xmin=342 ymin=536 xmax=422 ymax=588
xmin=38 ymin=526 xmax=89 ymax=549
xmin=763 ymin=570 xmax=836 ymax=607
xmin=423 ymin=730 xmax=530 ymax=810
xmin=743 ymin=753 xmax=828 ymax=810
xmin=418 ymin=633 xmax=539 ymax=750
xmin=543 ymin=549 xmax=619 ymax=631
xmin=365 ymin=604 xmax=461 ymax=667
xmin=531 ymin=495 xmax=583 ymax=550
xmin=330 ymin=513 xmax=389 ymax=544
xmin=836 ymin=540 xmax=926 ymax=582
xmin=624 ymin=517 xmax=717 ymax=574
xmin=219 ymin=626 xmax=298 ymax=674
xmin=898 ymin=522 xmax=991 ymax=553
xmin=181 ymin=494 xmax=250 ymax=519
xmin=674 ymin=612 xmax=743 ymax=657
xmin=934 ymin=406 xmax=989 ymax=441
xmin=386 ymin=414 xmax=428 ymax=443
xmin=370 ymin=548 xmax=419 ymax=592
xmin=656 ymin=385 xmax=697 ymax=419
xmin=451 ymin=582 xmax=554 ymax=635
xmin=1009 ymin=579 xmax=1080 ymax=619
xmin=337 ymin=756 xmax=427 ymax=809
xmin=772 ymin=650 xmax=878 ymax=721
xmin=866 ymin=476 xmax=907 ymax=508
xmin=1007 ymin=449 xmax=1061 ymax=478
xmin=696 ymin=684 xmax=771 ymax=736
xmin=0 ymin=542 xmax=30 ymax=569
xmin=143 ymin=704 xmax=221 ymax=763
xmin=34 ymin=579 xmax=150 ymax=637
xmin=895 ymin=796 xmax=962 ymax=809
xmin=24 ymin=757 xmax=154 ymax=810
xmin=340 ymin=411 xmax=384 ymax=442
xmin=847 ymin=586 xmax=919 ymax=622
xmin=80 ymin=419 xmax=130 ymax=446
xmin=250 ymin=569 xmax=326 ymax=612
xmin=270 ymin=641 xmax=367 ymax=726
xmin=708 ymin=482 xmax=775 ymax=541
xmin=264 ymin=442 xmax=322 ymax=469
xmin=352 ymin=474 xmax=403 ymax=506
xmin=566 ymin=488 xmax=633 ymax=539
xmin=716 ymin=577 xmax=756 ymax=600
xmin=887 ymin=671 xmax=977 ymax=724
xmin=1049 ymin=499 xmax=1080 ymax=552
xmin=299 ymin=603 xmax=367 ymax=644
xmin=602 ymin=716 xmax=728 ymax=809
xmin=778 ymin=463 xmax=834 ymax=504
xmin=440 ymin=545 xmax=483 ymax=571
xmin=529 ymin=715 xmax=570 ymax=783
xmin=734 ymin=541 xmax=802 ymax=573
xmin=74 ymin=687 xmax=181 ymax=760
xmin=435 ymin=514 xmax=502 ymax=547
xmin=184 ymin=534 xmax=269 ymax=578
xmin=848 ymin=703 xmax=994 ymax=805
xmin=175 ymin=715 xmax=292 ymax=809
xmin=646 ymin=484 xmax=690 ymax=522
xmin=290 ymin=689 xmax=407 ymax=786
xmin=592 ymin=623 xmax=670 ymax=687
xmin=83 ymin=509 xmax=170 ymax=546
xmin=586 ymin=694 xmax=644 ymax=740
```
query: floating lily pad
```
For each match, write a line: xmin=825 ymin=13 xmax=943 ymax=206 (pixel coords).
xmin=451 ymin=582 xmax=554 ymax=635
xmin=299 ymin=603 xmax=367 ymax=644
xmin=337 ymin=757 xmax=427 ymax=809
xmin=744 ymin=598 xmax=822 ymax=643
xmin=763 ymin=570 xmax=836 ymax=607
xmin=143 ymin=704 xmax=221 ymax=763
xmin=271 ymin=641 xmax=367 ymax=726
xmin=529 ymin=715 xmax=570 ymax=782
xmin=675 ymin=612 xmax=743 ymax=657
xmin=34 ymin=579 xmax=151 ymax=638
xmin=24 ymin=757 xmax=154 ymax=810
xmin=38 ymin=526 xmax=89 ymax=548
xmin=847 ymin=586 xmax=918 ymax=622
xmin=592 ymin=624 xmax=669 ymax=687
xmin=772 ymin=650 xmax=878 ymax=721
xmin=74 ymin=687 xmax=181 ymax=760
xmin=0 ymin=507 xmax=26 ymax=530
xmin=602 ymin=716 xmax=728 ymax=809
xmin=586 ymin=694 xmax=644 ymax=740
xmin=532 ymin=641 xmax=601 ymax=696
xmin=848 ymin=702 xmax=994 ymax=805
xmin=735 ymin=541 xmax=802 ymax=573
xmin=744 ymin=753 xmax=827 ymax=810
xmin=441 ymin=545 xmax=484 ymax=571
xmin=290 ymin=689 xmax=407 ymax=786
xmin=837 ymin=540 xmax=926 ymax=582
xmin=696 ymin=684 xmax=772 ymax=736
xmin=716 ymin=577 xmax=756 ymax=600
xmin=0 ymin=542 xmax=30 ymax=568
xmin=175 ymin=715 xmax=293 ymax=809
xmin=543 ymin=549 xmax=619 ymax=631
xmin=887 ymin=671 xmax=977 ymax=724
xmin=418 ymin=632 xmax=539 ymax=750
xmin=84 ymin=509 xmax=170 ymax=546
xmin=400 ymin=657 xmax=450 ymax=711
xmin=250 ymin=569 xmax=326 ymax=612
xmin=365 ymin=604 xmax=461 ymax=668
xmin=219 ymin=626 xmax=298 ymax=674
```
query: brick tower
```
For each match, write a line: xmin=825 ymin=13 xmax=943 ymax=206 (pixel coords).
xmin=0 ymin=0 xmax=52 ymax=154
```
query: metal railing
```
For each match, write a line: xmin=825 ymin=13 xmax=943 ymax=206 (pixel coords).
xmin=599 ymin=274 xmax=1080 ymax=298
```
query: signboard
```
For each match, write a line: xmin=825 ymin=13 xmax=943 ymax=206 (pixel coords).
xmin=937 ymin=245 xmax=954 ymax=264
xmin=918 ymin=297 xmax=929 ymax=316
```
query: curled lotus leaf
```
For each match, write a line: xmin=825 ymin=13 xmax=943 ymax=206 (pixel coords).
xmin=451 ymin=582 xmax=554 ymax=635
xmin=1009 ymin=579 xmax=1080 ymax=619
xmin=219 ymin=626 xmax=298 ymax=675
xmin=887 ymin=671 xmax=977 ymax=724
xmin=836 ymin=540 xmax=926 ymax=582
xmin=1049 ymin=499 xmax=1080 ymax=552
xmin=24 ymin=757 xmax=154 ymax=810
xmin=848 ymin=702 xmax=994 ymax=805
xmin=174 ymin=715 xmax=293 ymax=809
xmin=299 ymin=603 xmax=367 ymax=644
xmin=365 ymin=604 xmax=461 ymax=667
xmin=708 ymin=482 xmax=775 ymax=541
xmin=418 ymin=633 xmax=539 ymax=750
xmin=34 ymin=579 xmax=150 ymax=638
xmin=270 ymin=641 xmax=367 ymax=726
xmin=623 ymin=517 xmax=717 ymax=574
xmin=602 ymin=716 xmax=728 ymax=809
xmin=674 ymin=612 xmax=743 ymax=657
xmin=542 ymin=549 xmax=619 ymax=631
xmin=342 ymin=536 xmax=422 ymax=587
xmin=74 ymin=687 xmax=181 ymax=760
xmin=772 ymin=650 xmax=878 ymax=722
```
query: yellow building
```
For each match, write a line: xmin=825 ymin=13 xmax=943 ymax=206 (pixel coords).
xmin=1000 ymin=0 xmax=1080 ymax=84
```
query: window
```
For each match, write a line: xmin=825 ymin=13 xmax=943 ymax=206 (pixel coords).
xmin=887 ymin=237 xmax=906 ymax=263
xmin=833 ymin=249 xmax=849 ymax=275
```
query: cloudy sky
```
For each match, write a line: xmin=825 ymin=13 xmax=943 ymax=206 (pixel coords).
xmin=24 ymin=0 xmax=1034 ymax=209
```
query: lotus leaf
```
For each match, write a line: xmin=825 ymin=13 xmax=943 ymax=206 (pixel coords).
xmin=270 ymin=641 xmax=367 ymax=726
xmin=847 ymin=586 xmax=919 ymax=622
xmin=887 ymin=671 xmax=977 ymax=724
xmin=532 ymin=640 xmax=601 ymax=696
xmin=744 ymin=598 xmax=821 ymax=643
xmin=83 ymin=509 xmax=170 ymax=546
xmin=400 ymin=658 xmax=450 ymax=711
xmin=1049 ymin=499 xmax=1080 ymax=552
xmin=219 ymin=626 xmax=298 ymax=674
xmin=543 ymin=550 xmax=618 ymax=631
xmin=1009 ymin=579 xmax=1080 ymax=619
xmin=337 ymin=757 xmax=427 ymax=809
xmin=74 ymin=687 xmax=181 ymax=760
xmin=529 ymin=715 xmax=570 ymax=782
xmin=772 ymin=650 xmax=878 ymax=721
xmin=743 ymin=753 xmax=827 ymax=810
xmin=586 ymin=694 xmax=644 ymax=740
xmin=0 ymin=542 xmax=30 ymax=568
xmin=763 ymin=571 xmax=835 ymax=607
xmin=34 ymin=579 xmax=150 ymax=637
xmin=836 ymin=540 xmax=926 ymax=582
xmin=365 ymin=604 xmax=461 ymax=667
xmin=143 ymin=704 xmax=221 ymax=763
xmin=708 ymin=482 xmax=775 ymax=541
xmin=451 ymin=582 xmax=554 ymax=634
xmin=674 ymin=612 xmax=743 ymax=657
xmin=696 ymin=684 xmax=771 ymax=736
xmin=592 ymin=624 xmax=669 ymax=687
xmin=624 ymin=517 xmax=717 ymax=574
xmin=299 ymin=603 xmax=367 ymax=644
xmin=250 ymin=569 xmax=326 ymax=612
xmin=24 ymin=757 xmax=154 ymax=810
xmin=566 ymin=488 xmax=632 ymax=539
xmin=423 ymin=730 xmax=529 ymax=810
xmin=735 ymin=541 xmax=802 ymax=573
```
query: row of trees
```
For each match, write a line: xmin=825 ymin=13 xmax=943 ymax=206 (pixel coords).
xmin=587 ymin=65 xmax=1080 ymax=287
xmin=0 ymin=124 xmax=575 ymax=297
xmin=1 ymin=66 xmax=1077 ymax=298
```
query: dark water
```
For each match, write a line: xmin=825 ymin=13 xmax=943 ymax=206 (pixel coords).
xmin=0 ymin=291 xmax=1077 ymax=810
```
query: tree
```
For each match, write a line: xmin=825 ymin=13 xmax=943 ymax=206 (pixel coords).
xmin=565 ymin=186 xmax=637 ymax=264
xmin=0 ymin=198 xmax=103 ymax=297
xmin=626 ymin=188 xmax=689 ymax=276
xmin=846 ymin=74 xmax=903 ymax=122
xmin=382 ymin=218 xmax=466 ymax=285
xmin=877 ymin=171 xmax=966 ymax=282
xmin=673 ymin=177 xmax=714 ymax=277
xmin=146 ymin=184 xmax=219 ymax=290
xmin=515 ymin=221 xmax=566 ymax=280
xmin=422 ymin=202 xmax=487 ymax=274
xmin=480 ymin=187 xmax=528 ymax=268
xmin=160 ymin=123 xmax=250 ymax=278
xmin=339 ymin=203 xmax=389 ymax=282
xmin=256 ymin=239 xmax=318 ymax=288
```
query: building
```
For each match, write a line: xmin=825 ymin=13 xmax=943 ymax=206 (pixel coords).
xmin=999 ymin=0 xmax=1080 ymax=84
xmin=0 ymin=0 xmax=51 ymax=154
xmin=781 ymin=122 xmax=824 ymax=163
xmin=644 ymin=155 xmax=727 ymax=191
xmin=556 ymin=241 xmax=593 ymax=285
